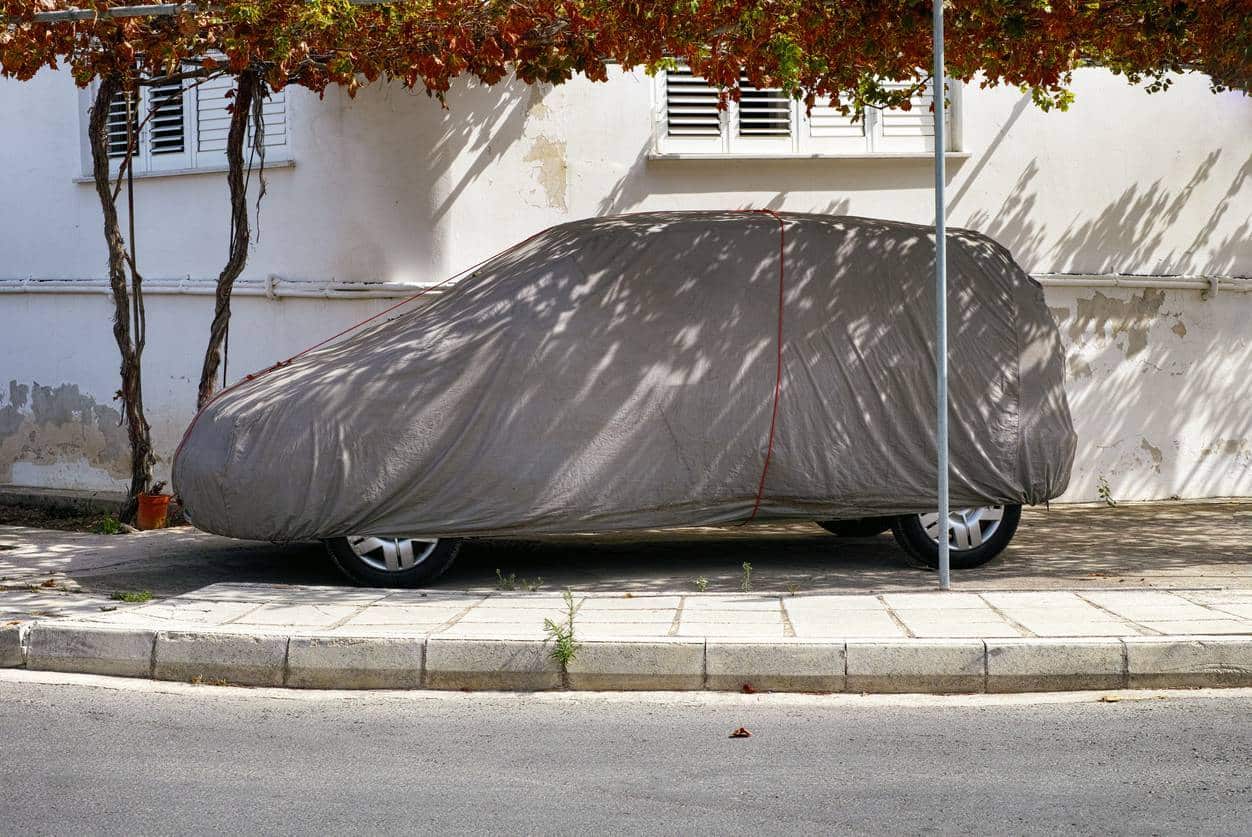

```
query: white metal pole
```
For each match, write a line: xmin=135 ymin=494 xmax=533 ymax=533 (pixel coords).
xmin=933 ymin=0 xmax=951 ymax=590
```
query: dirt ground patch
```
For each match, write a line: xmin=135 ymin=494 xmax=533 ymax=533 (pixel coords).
xmin=0 ymin=504 xmax=120 ymax=534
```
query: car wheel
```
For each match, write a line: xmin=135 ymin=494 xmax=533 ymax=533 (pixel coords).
xmin=818 ymin=517 xmax=894 ymax=538
xmin=891 ymin=504 xmax=1022 ymax=570
xmin=323 ymin=535 xmax=462 ymax=588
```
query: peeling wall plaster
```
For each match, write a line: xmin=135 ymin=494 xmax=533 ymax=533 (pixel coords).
xmin=1069 ymin=289 xmax=1166 ymax=357
xmin=0 ymin=379 xmax=130 ymax=486
xmin=1046 ymin=285 xmax=1252 ymax=502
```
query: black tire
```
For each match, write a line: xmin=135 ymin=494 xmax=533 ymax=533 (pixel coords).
xmin=890 ymin=505 xmax=1022 ymax=570
xmin=324 ymin=536 xmax=462 ymax=588
xmin=817 ymin=517 xmax=894 ymax=538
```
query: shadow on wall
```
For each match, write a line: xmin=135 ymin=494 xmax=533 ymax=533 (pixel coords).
xmin=964 ymin=152 xmax=1252 ymax=278
xmin=953 ymin=149 xmax=1251 ymax=501
xmin=593 ymin=147 xmax=965 ymax=217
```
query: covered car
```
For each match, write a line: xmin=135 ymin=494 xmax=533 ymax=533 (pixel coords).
xmin=174 ymin=211 xmax=1075 ymax=585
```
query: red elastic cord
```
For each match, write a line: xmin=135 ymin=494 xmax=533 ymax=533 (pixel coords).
xmin=745 ymin=209 xmax=786 ymax=523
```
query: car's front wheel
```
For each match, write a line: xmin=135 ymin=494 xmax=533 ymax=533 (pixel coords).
xmin=324 ymin=535 xmax=462 ymax=588
xmin=891 ymin=504 xmax=1021 ymax=570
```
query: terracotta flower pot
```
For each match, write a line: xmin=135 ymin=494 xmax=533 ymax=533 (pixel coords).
xmin=136 ymin=493 xmax=171 ymax=531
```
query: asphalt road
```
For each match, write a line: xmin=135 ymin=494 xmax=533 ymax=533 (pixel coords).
xmin=1 ymin=673 xmax=1249 ymax=835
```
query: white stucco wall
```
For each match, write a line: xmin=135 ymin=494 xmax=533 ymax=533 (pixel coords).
xmin=1 ymin=65 xmax=1249 ymax=502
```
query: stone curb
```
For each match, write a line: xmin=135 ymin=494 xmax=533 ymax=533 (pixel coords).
xmin=4 ymin=622 xmax=1251 ymax=693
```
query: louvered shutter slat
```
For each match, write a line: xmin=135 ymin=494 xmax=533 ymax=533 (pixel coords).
xmin=737 ymin=76 xmax=791 ymax=138
xmin=665 ymin=67 xmax=722 ymax=138
xmin=106 ymin=92 xmax=136 ymax=158
xmin=147 ymin=80 xmax=185 ymax=154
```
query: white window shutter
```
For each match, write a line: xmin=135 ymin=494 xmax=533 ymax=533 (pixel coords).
xmin=196 ymin=76 xmax=289 ymax=167
xmin=659 ymin=66 xmax=725 ymax=153
xmin=143 ymin=77 xmax=192 ymax=171
xmin=798 ymin=95 xmax=869 ymax=154
xmin=729 ymin=75 xmax=794 ymax=154
xmin=105 ymin=89 xmax=137 ymax=159
xmin=876 ymin=80 xmax=951 ymax=152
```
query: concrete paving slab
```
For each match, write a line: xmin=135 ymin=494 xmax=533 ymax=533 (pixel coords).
xmin=335 ymin=605 xmax=469 ymax=632
xmin=882 ymin=592 xmax=989 ymax=610
xmin=1138 ymin=619 xmax=1252 ymax=635
xmin=227 ymin=602 xmax=363 ymax=630
xmin=784 ymin=610 xmax=907 ymax=639
xmin=577 ymin=622 xmax=675 ymax=638
xmin=76 ymin=599 xmax=261 ymax=629
xmin=677 ymin=622 xmax=788 ymax=638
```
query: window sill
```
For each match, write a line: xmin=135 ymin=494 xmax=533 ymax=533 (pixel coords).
xmin=73 ymin=158 xmax=295 ymax=184
xmin=647 ymin=151 xmax=971 ymax=161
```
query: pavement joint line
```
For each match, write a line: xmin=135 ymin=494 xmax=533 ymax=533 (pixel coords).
xmin=778 ymin=597 xmax=797 ymax=638
xmin=1072 ymin=591 xmax=1164 ymax=636
xmin=877 ymin=594 xmax=915 ymax=638
xmin=1184 ymin=598 xmax=1252 ymax=621
xmin=1119 ymin=637 xmax=1130 ymax=688
xmin=429 ymin=595 xmax=489 ymax=636
xmin=326 ymin=602 xmax=375 ymax=631
xmin=700 ymin=637 xmax=707 ymax=688
xmin=976 ymin=593 xmax=1036 ymax=638
xmin=218 ymin=601 xmax=270 ymax=627
xmin=281 ymin=636 xmax=292 ymax=687
xmin=1203 ymin=603 xmax=1252 ymax=621
xmin=667 ymin=596 xmax=686 ymax=638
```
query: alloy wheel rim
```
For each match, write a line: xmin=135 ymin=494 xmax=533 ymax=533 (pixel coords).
xmin=346 ymin=536 xmax=438 ymax=572
xmin=918 ymin=506 xmax=1005 ymax=552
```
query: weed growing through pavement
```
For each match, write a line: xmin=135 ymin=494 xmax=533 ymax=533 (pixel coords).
xmin=786 ymin=583 xmax=800 ymax=596
xmin=496 ymin=569 xmax=542 ymax=591
xmin=740 ymin=562 xmax=753 ymax=593
xmin=1097 ymin=475 xmax=1117 ymax=507
xmin=694 ymin=576 xmax=709 ymax=593
xmin=95 ymin=515 xmax=122 ymax=535
xmin=110 ymin=590 xmax=152 ymax=603
xmin=544 ymin=588 xmax=583 ymax=668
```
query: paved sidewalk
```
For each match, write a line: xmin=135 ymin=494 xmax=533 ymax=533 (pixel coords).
xmin=2 ymin=501 xmax=1251 ymax=596
xmin=1 ymin=501 xmax=1249 ymax=693
xmin=3 ymin=583 xmax=1250 ymax=693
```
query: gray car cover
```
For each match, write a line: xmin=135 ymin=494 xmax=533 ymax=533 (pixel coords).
xmin=174 ymin=212 xmax=1075 ymax=542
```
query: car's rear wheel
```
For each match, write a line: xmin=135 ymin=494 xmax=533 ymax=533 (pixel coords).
xmin=891 ymin=504 xmax=1021 ymax=570
xmin=324 ymin=535 xmax=462 ymax=588
xmin=818 ymin=517 xmax=894 ymax=538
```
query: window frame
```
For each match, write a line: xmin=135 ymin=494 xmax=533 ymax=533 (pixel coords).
xmin=651 ymin=70 xmax=963 ymax=159
xmin=77 ymin=72 xmax=293 ymax=179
